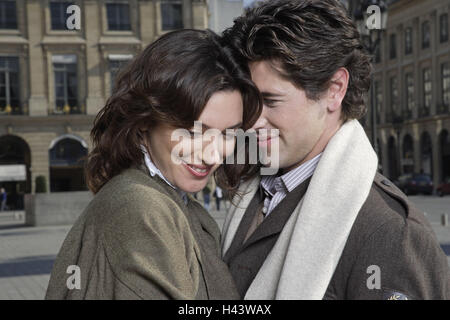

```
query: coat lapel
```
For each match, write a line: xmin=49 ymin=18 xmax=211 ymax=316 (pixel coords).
xmin=245 ymin=197 xmax=306 ymax=300
xmin=222 ymin=177 xmax=261 ymax=256
xmin=242 ymin=177 xmax=311 ymax=250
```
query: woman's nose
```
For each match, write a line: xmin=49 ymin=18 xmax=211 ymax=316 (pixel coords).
xmin=202 ymin=138 xmax=222 ymax=166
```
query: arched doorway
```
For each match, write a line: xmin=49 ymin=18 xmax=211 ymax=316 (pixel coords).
xmin=388 ymin=136 xmax=399 ymax=180
xmin=420 ymin=131 xmax=433 ymax=176
xmin=402 ymin=134 xmax=414 ymax=174
xmin=439 ymin=130 xmax=450 ymax=182
xmin=0 ymin=135 xmax=31 ymax=210
xmin=49 ymin=135 xmax=88 ymax=192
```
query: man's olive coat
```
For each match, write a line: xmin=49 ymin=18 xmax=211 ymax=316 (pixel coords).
xmin=224 ymin=173 xmax=450 ymax=300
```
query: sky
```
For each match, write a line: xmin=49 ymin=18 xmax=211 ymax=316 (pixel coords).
xmin=243 ymin=0 xmax=260 ymax=8
xmin=243 ymin=0 xmax=350 ymax=9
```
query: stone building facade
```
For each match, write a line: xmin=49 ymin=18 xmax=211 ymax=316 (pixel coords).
xmin=0 ymin=0 xmax=208 ymax=209
xmin=363 ymin=0 xmax=450 ymax=188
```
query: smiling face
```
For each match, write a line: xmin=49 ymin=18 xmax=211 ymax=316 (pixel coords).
xmin=144 ymin=90 xmax=243 ymax=193
xmin=250 ymin=60 xmax=345 ymax=173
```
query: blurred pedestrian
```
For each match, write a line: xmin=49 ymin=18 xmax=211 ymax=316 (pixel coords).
xmin=202 ymin=185 xmax=211 ymax=211
xmin=202 ymin=176 xmax=216 ymax=211
xmin=214 ymin=186 xmax=223 ymax=210
xmin=0 ymin=188 xmax=6 ymax=211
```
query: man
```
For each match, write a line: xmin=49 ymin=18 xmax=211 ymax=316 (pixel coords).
xmin=221 ymin=0 xmax=450 ymax=300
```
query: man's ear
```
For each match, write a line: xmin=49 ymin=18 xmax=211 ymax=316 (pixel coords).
xmin=327 ymin=67 xmax=349 ymax=112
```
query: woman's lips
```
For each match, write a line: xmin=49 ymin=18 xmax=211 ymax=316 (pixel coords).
xmin=182 ymin=161 xmax=212 ymax=178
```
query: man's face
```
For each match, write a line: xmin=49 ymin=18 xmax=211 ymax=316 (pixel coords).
xmin=250 ymin=60 xmax=328 ymax=172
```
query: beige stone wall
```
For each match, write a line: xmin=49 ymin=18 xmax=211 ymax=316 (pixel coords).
xmin=365 ymin=0 xmax=450 ymax=186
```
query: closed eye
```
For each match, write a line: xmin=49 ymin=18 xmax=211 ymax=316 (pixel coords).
xmin=188 ymin=130 xmax=202 ymax=138
xmin=263 ymin=99 xmax=280 ymax=107
xmin=223 ymin=131 xmax=237 ymax=140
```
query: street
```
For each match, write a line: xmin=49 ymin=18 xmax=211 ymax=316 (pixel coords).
xmin=0 ymin=196 xmax=449 ymax=300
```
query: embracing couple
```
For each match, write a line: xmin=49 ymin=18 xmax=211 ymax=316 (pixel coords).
xmin=46 ymin=0 xmax=449 ymax=300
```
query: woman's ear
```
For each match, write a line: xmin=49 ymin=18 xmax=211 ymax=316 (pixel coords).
xmin=138 ymin=127 xmax=150 ymax=147
xmin=327 ymin=67 xmax=349 ymax=112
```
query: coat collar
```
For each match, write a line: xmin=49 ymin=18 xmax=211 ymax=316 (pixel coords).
xmin=139 ymin=145 xmax=188 ymax=204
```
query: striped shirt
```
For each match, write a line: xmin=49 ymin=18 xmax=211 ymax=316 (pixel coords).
xmin=260 ymin=153 xmax=322 ymax=216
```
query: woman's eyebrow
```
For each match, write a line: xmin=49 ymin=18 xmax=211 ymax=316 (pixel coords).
xmin=226 ymin=122 xmax=243 ymax=130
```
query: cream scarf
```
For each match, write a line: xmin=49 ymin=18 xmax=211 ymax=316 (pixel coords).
xmin=221 ymin=120 xmax=378 ymax=299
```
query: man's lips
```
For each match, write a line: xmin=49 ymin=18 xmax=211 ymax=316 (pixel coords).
xmin=257 ymin=135 xmax=278 ymax=147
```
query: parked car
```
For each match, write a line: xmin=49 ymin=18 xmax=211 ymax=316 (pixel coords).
xmin=437 ymin=177 xmax=450 ymax=197
xmin=395 ymin=173 xmax=434 ymax=195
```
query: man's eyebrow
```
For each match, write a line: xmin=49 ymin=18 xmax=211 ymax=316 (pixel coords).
xmin=261 ymin=92 xmax=283 ymax=99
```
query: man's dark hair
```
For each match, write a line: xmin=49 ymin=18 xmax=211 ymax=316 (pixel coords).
xmin=222 ymin=0 xmax=372 ymax=121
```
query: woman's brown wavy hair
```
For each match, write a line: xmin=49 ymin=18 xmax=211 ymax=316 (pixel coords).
xmin=85 ymin=29 xmax=262 ymax=195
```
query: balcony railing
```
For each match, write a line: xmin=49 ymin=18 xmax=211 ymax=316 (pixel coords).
xmin=418 ymin=105 xmax=430 ymax=118
xmin=437 ymin=104 xmax=449 ymax=115
xmin=0 ymin=104 xmax=27 ymax=115
xmin=403 ymin=108 xmax=413 ymax=120
xmin=50 ymin=102 xmax=84 ymax=115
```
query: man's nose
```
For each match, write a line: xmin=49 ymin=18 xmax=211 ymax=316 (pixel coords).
xmin=252 ymin=109 xmax=268 ymax=130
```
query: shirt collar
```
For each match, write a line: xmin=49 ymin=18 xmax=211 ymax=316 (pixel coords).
xmin=261 ymin=152 xmax=322 ymax=195
xmin=140 ymin=145 xmax=188 ymax=204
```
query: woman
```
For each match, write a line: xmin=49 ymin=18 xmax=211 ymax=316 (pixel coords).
xmin=45 ymin=29 xmax=262 ymax=299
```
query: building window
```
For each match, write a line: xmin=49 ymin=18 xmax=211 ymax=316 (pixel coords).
xmin=50 ymin=1 xmax=74 ymax=30
xmin=106 ymin=2 xmax=131 ymax=31
xmin=161 ymin=0 xmax=183 ymax=31
xmin=442 ymin=63 xmax=450 ymax=110
xmin=0 ymin=57 xmax=20 ymax=115
xmin=422 ymin=68 xmax=432 ymax=117
xmin=405 ymin=27 xmax=413 ymax=55
xmin=422 ymin=21 xmax=430 ymax=49
xmin=405 ymin=73 xmax=414 ymax=119
xmin=390 ymin=76 xmax=398 ymax=120
xmin=440 ymin=14 xmax=449 ymax=43
xmin=108 ymin=54 xmax=132 ymax=92
xmin=389 ymin=33 xmax=397 ymax=60
xmin=374 ymin=80 xmax=382 ymax=123
xmin=0 ymin=0 xmax=17 ymax=29
xmin=52 ymin=55 xmax=78 ymax=114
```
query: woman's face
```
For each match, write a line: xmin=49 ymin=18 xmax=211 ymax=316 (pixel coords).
xmin=145 ymin=90 xmax=243 ymax=193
